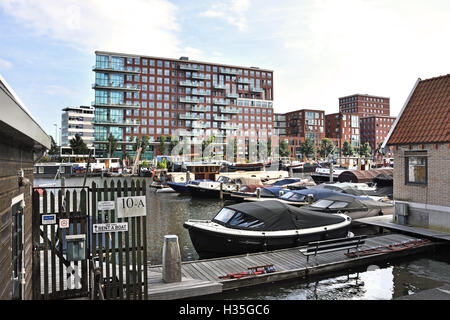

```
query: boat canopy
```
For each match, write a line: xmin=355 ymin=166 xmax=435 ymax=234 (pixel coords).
xmin=308 ymin=194 xmax=392 ymax=211
xmin=215 ymin=200 xmax=346 ymax=231
xmin=268 ymin=178 xmax=301 ymax=186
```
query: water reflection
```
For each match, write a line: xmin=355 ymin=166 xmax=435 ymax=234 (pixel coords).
xmin=204 ymin=250 xmax=450 ymax=300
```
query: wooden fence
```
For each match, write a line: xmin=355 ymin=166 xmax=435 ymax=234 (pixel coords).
xmin=32 ymin=179 xmax=148 ymax=300
xmin=91 ymin=180 xmax=148 ymax=300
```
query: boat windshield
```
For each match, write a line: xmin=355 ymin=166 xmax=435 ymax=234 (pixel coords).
xmin=216 ymin=176 xmax=230 ymax=183
xmin=311 ymin=199 xmax=333 ymax=209
xmin=212 ymin=208 xmax=236 ymax=224
xmin=227 ymin=211 xmax=264 ymax=229
xmin=284 ymin=192 xmax=305 ymax=202
xmin=328 ymin=201 xmax=349 ymax=209
xmin=212 ymin=208 xmax=264 ymax=229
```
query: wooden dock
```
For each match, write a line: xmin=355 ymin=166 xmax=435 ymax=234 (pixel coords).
xmin=148 ymin=233 xmax=439 ymax=293
xmin=354 ymin=215 xmax=450 ymax=242
xmin=39 ymin=233 xmax=441 ymax=300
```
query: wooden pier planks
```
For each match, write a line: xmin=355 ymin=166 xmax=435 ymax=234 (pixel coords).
xmin=148 ymin=233 xmax=437 ymax=293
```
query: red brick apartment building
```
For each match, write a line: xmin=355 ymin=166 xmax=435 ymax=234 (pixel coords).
xmin=325 ymin=112 xmax=361 ymax=156
xmin=284 ymin=109 xmax=325 ymax=146
xmin=92 ymin=51 xmax=274 ymax=159
xmin=360 ymin=115 xmax=396 ymax=155
xmin=339 ymin=93 xmax=390 ymax=117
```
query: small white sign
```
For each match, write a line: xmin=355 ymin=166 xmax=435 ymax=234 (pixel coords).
xmin=93 ymin=222 xmax=128 ymax=233
xmin=41 ymin=214 xmax=56 ymax=225
xmin=98 ymin=201 xmax=115 ymax=211
xmin=116 ymin=196 xmax=147 ymax=218
xmin=59 ymin=218 xmax=70 ymax=229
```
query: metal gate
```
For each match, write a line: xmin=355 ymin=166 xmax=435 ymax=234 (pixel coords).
xmin=31 ymin=179 xmax=148 ymax=300
xmin=32 ymin=186 xmax=90 ymax=300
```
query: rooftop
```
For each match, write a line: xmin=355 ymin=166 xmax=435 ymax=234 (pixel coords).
xmin=385 ymin=74 xmax=450 ymax=145
xmin=95 ymin=50 xmax=274 ymax=73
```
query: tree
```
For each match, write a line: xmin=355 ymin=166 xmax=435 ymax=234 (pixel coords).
xmin=69 ymin=133 xmax=89 ymax=155
xmin=48 ymin=136 xmax=59 ymax=155
xmin=299 ymin=138 xmax=315 ymax=160
xmin=267 ymin=137 xmax=272 ymax=157
xmin=159 ymin=135 xmax=167 ymax=155
xmin=134 ymin=135 xmax=150 ymax=152
xmin=169 ymin=136 xmax=179 ymax=154
xmin=318 ymin=138 xmax=335 ymax=160
xmin=342 ymin=140 xmax=354 ymax=157
xmin=279 ymin=139 xmax=291 ymax=157
xmin=359 ymin=142 xmax=372 ymax=158
xmin=202 ymin=136 xmax=215 ymax=159
xmin=374 ymin=142 xmax=384 ymax=162
xmin=107 ymin=134 xmax=118 ymax=158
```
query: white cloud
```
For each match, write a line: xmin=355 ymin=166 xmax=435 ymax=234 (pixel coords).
xmin=0 ymin=57 xmax=12 ymax=70
xmin=260 ymin=0 xmax=450 ymax=116
xmin=200 ymin=0 xmax=251 ymax=31
xmin=0 ymin=0 xmax=183 ymax=57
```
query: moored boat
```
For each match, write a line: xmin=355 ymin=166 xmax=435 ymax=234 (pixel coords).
xmin=301 ymin=194 xmax=393 ymax=220
xmin=183 ymin=200 xmax=351 ymax=258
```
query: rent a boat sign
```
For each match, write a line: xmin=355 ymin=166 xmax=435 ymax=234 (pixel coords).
xmin=93 ymin=196 xmax=147 ymax=233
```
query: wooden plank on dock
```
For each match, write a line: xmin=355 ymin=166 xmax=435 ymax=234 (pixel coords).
xmin=148 ymin=233 xmax=438 ymax=295
xmin=354 ymin=215 xmax=450 ymax=241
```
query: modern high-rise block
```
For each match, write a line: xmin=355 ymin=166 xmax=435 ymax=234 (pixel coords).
xmin=61 ymin=105 xmax=95 ymax=147
xmin=92 ymin=51 xmax=274 ymax=159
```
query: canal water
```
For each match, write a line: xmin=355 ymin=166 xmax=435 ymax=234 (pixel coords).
xmin=35 ymin=176 xmax=450 ymax=300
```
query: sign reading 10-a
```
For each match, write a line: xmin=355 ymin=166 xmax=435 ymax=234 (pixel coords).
xmin=116 ymin=196 xmax=147 ymax=218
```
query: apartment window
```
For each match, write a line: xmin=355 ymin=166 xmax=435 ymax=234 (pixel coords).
xmin=405 ymin=152 xmax=427 ymax=185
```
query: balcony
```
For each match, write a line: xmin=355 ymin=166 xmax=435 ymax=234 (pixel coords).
xmin=220 ymin=107 xmax=239 ymax=114
xmin=220 ymin=123 xmax=240 ymax=130
xmin=179 ymin=97 xmax=200 ymax=104
xmin=213 ymin=83 xmax=227 ymax=90
xmin=92 ymin=82 xmax=141 ymax=91
xmin=213 ymin=115 xmax=230 ymax=122
xmin=179 ymin=64 xmax=200 ymax=71
xmin=250 ymin=87 xmax=264 ymax=93
xmin=236 ymin=77 xmax=250 ymax=84
xmin=179 ymin=80 xmax=200 ymax=87
xmin=192 ymin=106 xmax=209 ymax=112
xmin=93 ymin=119 xmax=140 ymax=126
xmin=226 ymin=93 xmax=239 ymax=99
xmin=219 ymin=67 xmax=240 ymax=75
xmin=191 ymin=73 xmax=208 ymax=80
xmin=213 ymin=98 xmax=228 ymax=106
xmin=92 ymin=65 xmax=141 ymax=74
xmin=179 ymin=113 xmax=200 ymax=120
xmin=192 ymin=121 xmax=210 ymax=129
xmin=191 ymin=90 xmax=209 ymax=96
xmin=91 ymin=101 xmax=141 ymax=109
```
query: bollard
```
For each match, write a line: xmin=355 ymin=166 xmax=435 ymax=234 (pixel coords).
xmin=220 ymin=182 xmax=223 ymax=200
xmin=256 ymin=187 xmax=261 ymax=199
xmin=288 ymin=167 xmax=293 ymax=178
xmin=162 ymin=235 xmax=182 ymax=283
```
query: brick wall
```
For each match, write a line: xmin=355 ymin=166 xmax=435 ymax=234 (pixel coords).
xmin=393 ymin=143 xmax=450 ymax=230
xmin=0 ymin=132 xmax=35 ymax=300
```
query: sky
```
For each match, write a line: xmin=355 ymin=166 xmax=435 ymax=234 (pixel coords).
xmin=0 ymin=0 xmax=449 ymax=141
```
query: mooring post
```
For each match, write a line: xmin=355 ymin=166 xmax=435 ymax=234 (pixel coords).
xmin=162 ymin=235 xmax=182 ymax=283
xmin=256 ymin=187 xmax=261 ymax=199
xmin=288 ymin=167 xmax=293 ymax=178
xmin=219 ymin=182 xmax=223 ymax=200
